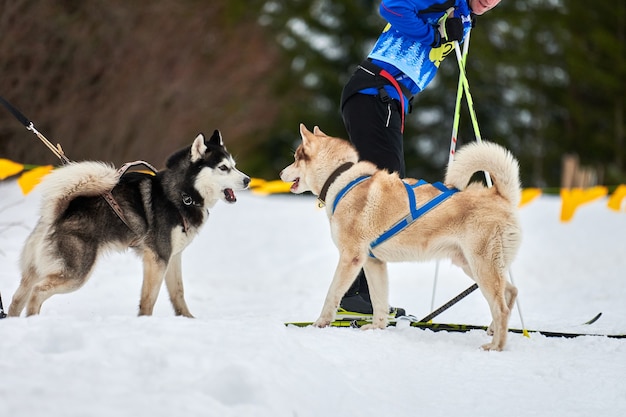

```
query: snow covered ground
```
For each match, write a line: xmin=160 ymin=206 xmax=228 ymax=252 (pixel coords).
xmin=1 ymin=179 xmax=625 ymax=417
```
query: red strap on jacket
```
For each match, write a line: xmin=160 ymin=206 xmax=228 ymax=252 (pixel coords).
xmin=378 ymin=69 xmax=406 ymax=133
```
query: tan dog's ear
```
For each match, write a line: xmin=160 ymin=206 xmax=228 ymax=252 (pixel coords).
xmin=299 ymin=123 xmax=312 ymax=146
xmin=312 ymin=126 xmax=327 ymax=137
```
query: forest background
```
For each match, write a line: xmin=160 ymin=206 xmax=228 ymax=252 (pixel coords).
xmin=1 ymin=0 xmax=624 ymax=188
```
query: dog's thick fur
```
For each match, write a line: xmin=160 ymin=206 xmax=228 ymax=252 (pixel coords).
xmin=9 ymin=130 xmax=249 ymax=317
xmin=280 ymin=124 xmax=522 ymax=351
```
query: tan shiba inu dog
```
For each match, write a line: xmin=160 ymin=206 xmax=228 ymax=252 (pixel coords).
xmin=281 ymin=124 xmax=521 ymax=350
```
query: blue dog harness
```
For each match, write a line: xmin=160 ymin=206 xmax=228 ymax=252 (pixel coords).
xmin=331 ymin=176 xmax=459 ymax=258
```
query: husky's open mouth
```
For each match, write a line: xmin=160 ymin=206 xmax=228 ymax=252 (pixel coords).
xmin=290 ymin=177 xmax=300 ymax=192
xmin=224 ymin=188 xmax=236 ymax=203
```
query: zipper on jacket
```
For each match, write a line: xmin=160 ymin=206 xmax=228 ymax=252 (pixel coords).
xmin=385 ymin=103 xmax=392 ymax=127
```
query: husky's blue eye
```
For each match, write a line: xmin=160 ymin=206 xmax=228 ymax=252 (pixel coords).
xmin=219 ymin=165 xmax=229 ymax=172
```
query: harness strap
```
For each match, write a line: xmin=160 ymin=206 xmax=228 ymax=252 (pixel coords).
xmin=358 ymin=60 xmax=413 ymax=133
xmin=117 ymin=160 xmax=158 ymax=177
xmin=378 ymin=69 xmax=406 ymax=133
xmin=358 ymin=60 xmax=414 ymax=100
xmin=99 ymin=192 xmax=132 ymax=230
xmin=406 ymin=179 xmax=427 ymax=216
xmin=328 ymin=174 xmax=459 ymax=259
xmin=104 ymin=161 xmax=159 ymax=232
xmin=332 ymin=176 xmax=371 ymax=214
xmin=369 ymin=181 xmax=459 ymax=257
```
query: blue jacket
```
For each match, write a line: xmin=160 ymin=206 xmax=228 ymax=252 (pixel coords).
xmin=362 ymin=0 xmax=473 ymax=107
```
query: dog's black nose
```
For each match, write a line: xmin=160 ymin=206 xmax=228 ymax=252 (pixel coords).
xmin=243 ymin=177 xmax=250 ymax=188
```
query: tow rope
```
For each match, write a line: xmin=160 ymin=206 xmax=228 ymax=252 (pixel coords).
xmin=0 ymin=95 xmax=157 ymax=231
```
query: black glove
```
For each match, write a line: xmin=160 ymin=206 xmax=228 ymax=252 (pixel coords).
xmin=442 ymin=17 xmax=464 ymax=43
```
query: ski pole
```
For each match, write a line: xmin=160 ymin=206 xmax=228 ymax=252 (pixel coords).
xmin=448 ymin=29 xmax=471 ymax=166
xmin=420 ymin=283 xmax=478 ymax=323
xmin=507 ymin=269 xmax=528 ymax=337
xmin=452 ymin=41 xmax=529 ymax=337
xmin=429 ymin=31 xmax=472 ymax=314
xmin=452 ymin=40 xmax=492 ymax=187
xmin=429 ymin=261 xmax=440 ymax=313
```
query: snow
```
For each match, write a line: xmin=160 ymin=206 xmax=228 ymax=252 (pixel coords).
xmin=1 ymin=179 xmax=625 ymax=417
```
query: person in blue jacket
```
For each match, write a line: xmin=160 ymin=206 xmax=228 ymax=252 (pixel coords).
xmin=339 ymin=0 xmax=502 ymax=317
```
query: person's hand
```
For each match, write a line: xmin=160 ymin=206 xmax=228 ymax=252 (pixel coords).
xmin=439 ymin=16 xmax=464 ymax=43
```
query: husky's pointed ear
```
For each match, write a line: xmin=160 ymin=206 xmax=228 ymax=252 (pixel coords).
xmin=191 ymin=133 xmax=208 ymax=162
xmin=300 ymin=123 xmax=312 ymax=145
xmin=313 ymin=126 xmax=327 ymax=136
xmin=208 ymin=129 xmax=223 ymax=146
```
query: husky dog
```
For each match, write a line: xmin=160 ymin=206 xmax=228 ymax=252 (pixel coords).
xmin=9 ymin=130 xmax=249 ymax=317
xmin=281 ymin=124 xmax=522 ymax=351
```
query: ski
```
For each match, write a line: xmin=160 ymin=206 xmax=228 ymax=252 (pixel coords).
xmin=285 ymin=313 xmax=626 ymax=339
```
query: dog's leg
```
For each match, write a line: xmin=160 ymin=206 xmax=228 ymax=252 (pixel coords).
xmin=452 ymin=250 xmax=508 ymax=337
xmin=139 ymin=250 xmax=167 ymax=316
xmin=495 ymin=280 xmax=518 ymax=336
xmin=474 ymin=266 xmax=512 ymax=351
xmin=17 ymin=230 xmax=95 ymax=316
xmin=314 ymin=251 xmax=366 ymax=327
xmin=361 ymin=258 xmax=389 ymax=330
xmin=163 ymin=252 xmax=194 ymax=318
xmin=8 ymin=266 xmax=39 ymax=317
xmin=484 ymin=280 xmax=518 ymax=336
xmin=450 ymin=249 xmax=474 ymax=279
xmin=9 ymin=226 xmax=45 ymax=317
xmin=504 ymin=281 xmax=518 ymax=312
xmin=25 ymin=272 xmax=87 ymax=316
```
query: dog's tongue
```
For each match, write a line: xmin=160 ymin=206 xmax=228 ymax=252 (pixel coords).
xmin=224 ymin=188 xmax=236 ymax=203
xmin=290 ymin=178 xmax=300 ymax=192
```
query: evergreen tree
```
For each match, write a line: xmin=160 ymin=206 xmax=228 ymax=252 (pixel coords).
xmin=257 ymin=0 xmax=626 ymax=186
xmin=253 ymin=0 xmax=382 ymax=176
xmin=562 ymin=2 xmax=626 ymax=184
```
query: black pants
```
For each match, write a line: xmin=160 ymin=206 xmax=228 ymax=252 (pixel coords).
xmin=340 ymin=91 xmax=406 ymax=299
xmin=342 ymin=93 xmax=405 ymax=176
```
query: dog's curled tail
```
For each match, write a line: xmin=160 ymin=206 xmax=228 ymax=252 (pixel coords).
xmin=445 ymin=141 xmax=521 ymax=207
xmin=38 ymin=161 xmax=120 ymax=224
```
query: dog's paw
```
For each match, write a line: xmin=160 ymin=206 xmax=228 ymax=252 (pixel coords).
xmin=480 ymin=342 xmax=504 ymax=351
xmin=360 ymin=318 xmax=387 ymax=330
xmin=313 ymin=318 xmax=331 ymax=328
xmin=486 ymin=323 xmax=494 ymax=336
xmin=175 ymin=309 xmax=195 ymax=318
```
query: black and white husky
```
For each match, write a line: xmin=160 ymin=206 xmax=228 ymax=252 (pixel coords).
xmin=9 ymin=130 xmax=249 ymax=317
